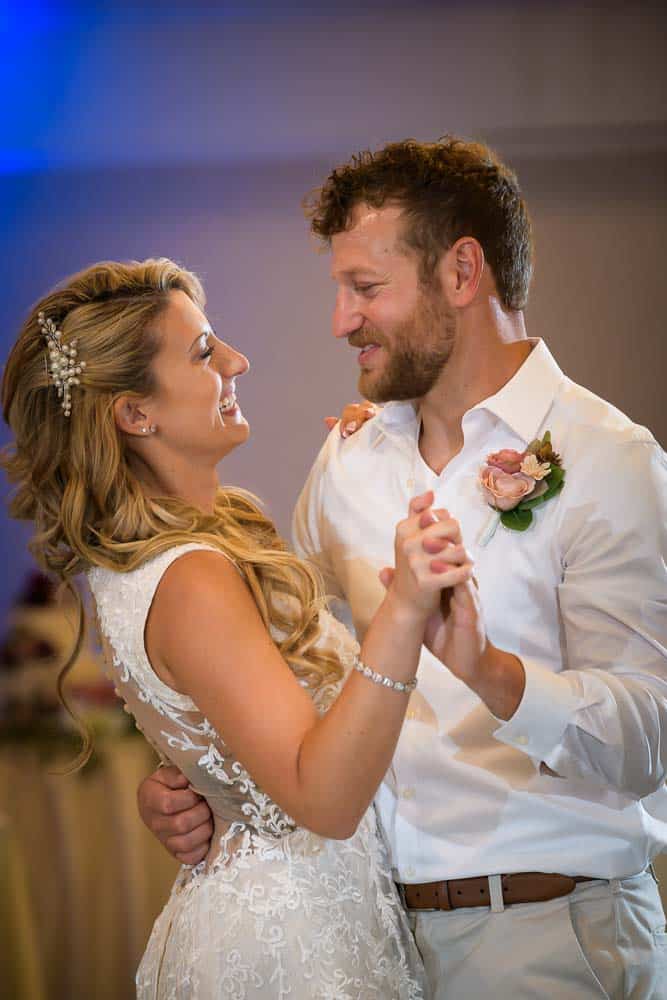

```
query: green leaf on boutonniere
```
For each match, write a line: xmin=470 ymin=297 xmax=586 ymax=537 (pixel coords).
xmin=518 ymin=465 xmax=566 ymax=511
xmin=518 ymin=493 xmax=547 ymax=510
xmin=541 ymin=464 xmax=565 ymax=500
xmin=500 ymin=506 xmax=533 ymax=531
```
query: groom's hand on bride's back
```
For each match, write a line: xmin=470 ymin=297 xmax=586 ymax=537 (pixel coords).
xmin=137 ymin=765 xmax=213 ymax=865
xmin=324 ymin=401 xmax=378 ymax=437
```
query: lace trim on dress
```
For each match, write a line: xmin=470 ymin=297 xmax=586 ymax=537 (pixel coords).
xmin=89 ymin=543 xmax=225 ymax=711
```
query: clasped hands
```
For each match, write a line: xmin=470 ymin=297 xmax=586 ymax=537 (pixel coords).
xmin=386 ymin=495 xmax=524 ymax=721
xmin=382 ymin=490 xmax=487 ymax=691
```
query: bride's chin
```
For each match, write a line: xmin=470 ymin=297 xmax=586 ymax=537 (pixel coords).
xmin=216 ymin=421 xmax=250 ymax=457
xmin=233 ymin=419 xmax=250 ymax=441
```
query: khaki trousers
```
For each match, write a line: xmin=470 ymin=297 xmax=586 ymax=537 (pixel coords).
xmin=407 ymin=870 xmax=667 ymax=999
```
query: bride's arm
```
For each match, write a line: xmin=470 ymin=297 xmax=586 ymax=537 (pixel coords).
xmin=145 ymin=494 xmax=473 ymax=840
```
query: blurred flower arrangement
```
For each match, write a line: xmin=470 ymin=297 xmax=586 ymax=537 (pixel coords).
xmin=0 ymin=570 xmax=137 ymax=765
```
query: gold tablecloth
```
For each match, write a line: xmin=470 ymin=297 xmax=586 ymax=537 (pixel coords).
xmin=0 ymin=740 xmax=178 ymax=1000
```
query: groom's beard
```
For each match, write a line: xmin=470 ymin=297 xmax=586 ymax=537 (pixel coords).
xmin=353 ymin=294 xmax=456 ymax=403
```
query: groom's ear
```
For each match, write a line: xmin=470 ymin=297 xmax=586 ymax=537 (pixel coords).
xmin=437 ymin=237 xmax=485 ymax=308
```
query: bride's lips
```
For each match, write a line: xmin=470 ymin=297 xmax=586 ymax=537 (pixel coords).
xmin=218 ymin=392 xmax=239 ymax=416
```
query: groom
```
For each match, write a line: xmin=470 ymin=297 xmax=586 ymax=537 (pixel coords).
xmin=138 ymin=137 xmax=667 ymax=997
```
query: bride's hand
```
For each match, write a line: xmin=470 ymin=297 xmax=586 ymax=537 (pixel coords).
xmin=324 ymin=400 xmax=379 ymax=437
xmin=379 ymin=502 xmax=486 ymax=681
xmin=380 ymin=492 xmax=474 ymax=622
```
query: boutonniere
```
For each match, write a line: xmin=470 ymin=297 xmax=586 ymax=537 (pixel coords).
xmin=479 ymin=431 xmax=565 ymax=532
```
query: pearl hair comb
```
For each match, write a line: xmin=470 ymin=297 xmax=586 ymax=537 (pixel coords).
xmin=38 ymin=311 xmax=86 ymax=417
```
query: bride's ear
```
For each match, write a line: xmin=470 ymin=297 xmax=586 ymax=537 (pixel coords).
xmin=113 ymin=395 xmax=154 ymax=438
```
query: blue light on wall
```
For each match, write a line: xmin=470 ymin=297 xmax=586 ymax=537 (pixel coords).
xmin=0 ymin=1 xmax=90 ymax=174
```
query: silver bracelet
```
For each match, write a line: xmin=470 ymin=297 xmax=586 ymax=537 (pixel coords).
xmin=353 ymin=656 xmax=417 ymax=693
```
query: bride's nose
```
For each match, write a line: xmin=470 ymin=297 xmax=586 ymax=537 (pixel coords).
xmin=217 ymin=343 xmax=249 ymax=378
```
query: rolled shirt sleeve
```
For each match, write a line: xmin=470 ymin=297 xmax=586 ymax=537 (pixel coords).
xmin=493 ymin=436 xmax=667 ymax=799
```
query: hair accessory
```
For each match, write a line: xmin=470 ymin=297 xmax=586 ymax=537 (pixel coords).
xmin=352 ymin=655 xmax=417 ymax=693
xmin=38 ymin=311 xmax=86 ymax=417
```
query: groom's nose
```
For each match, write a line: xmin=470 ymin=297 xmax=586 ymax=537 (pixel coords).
xmin=332 ymin=288 xmax=363 ymax=340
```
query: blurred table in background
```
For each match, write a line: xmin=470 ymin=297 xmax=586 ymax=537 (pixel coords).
xmin=0 ymin=572 xmax=179 ymax=999
xmin=0 ymin=739 xmax=178 ymax=1000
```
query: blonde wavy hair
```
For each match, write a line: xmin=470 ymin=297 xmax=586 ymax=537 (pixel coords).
xmin=2 ymin=259 xmax=341 ymax=769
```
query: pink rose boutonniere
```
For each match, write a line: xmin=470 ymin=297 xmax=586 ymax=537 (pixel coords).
xmin=479 ymin=431 xmax=565 ymax=532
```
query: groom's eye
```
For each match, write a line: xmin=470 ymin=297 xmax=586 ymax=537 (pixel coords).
xmin=355 ymin=283 xmax=379 ymax=296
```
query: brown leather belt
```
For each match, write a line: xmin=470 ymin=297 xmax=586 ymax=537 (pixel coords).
xmin=399 ymin=872 xmax=596 ymax=911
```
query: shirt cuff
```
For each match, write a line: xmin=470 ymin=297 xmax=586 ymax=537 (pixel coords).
xmin=492 ymin=658 xmax=584 ymax=762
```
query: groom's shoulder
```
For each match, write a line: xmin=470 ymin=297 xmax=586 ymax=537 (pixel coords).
xmin=312 ymin=415 xmax=385 ymax=477
xmin=555 ymin=373 xmax=652 ymax=441
xmin=295 ymin=419 xmax=383 ymax=531
xmin=553 ymin=375 xmax=662 ymax=479
xmin=299 ymin=417 xmax=393 ymax=519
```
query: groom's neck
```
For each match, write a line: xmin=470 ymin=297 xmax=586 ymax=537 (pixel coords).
xmin=417 ymin=309 xmax=530 ymax=476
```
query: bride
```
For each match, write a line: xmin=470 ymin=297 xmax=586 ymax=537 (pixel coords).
xmin=2 ymin=258 xmax=480 ymax=999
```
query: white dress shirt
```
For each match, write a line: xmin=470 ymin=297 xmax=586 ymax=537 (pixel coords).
xmin=293 ymin=340 xmax=667 ymax=883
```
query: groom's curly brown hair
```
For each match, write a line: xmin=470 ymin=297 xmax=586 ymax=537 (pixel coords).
xmin=305 ymin=136 xmax=533 ymax=312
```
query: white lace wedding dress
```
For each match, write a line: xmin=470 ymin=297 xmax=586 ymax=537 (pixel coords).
xmin=88 ymin=543 xmax=428 ymax=999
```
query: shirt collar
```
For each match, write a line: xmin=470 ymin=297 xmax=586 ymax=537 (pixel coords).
xmin=372 ymin=339 xmax=565 ymax=447
xmin=468 ymin=339 xmax=564 ymax=444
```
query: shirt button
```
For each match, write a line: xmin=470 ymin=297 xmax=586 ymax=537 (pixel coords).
xmin=401 ymin=786 xmax=416 ymax=800
xmin=515 ymin=735 xmax=529 ymax=746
